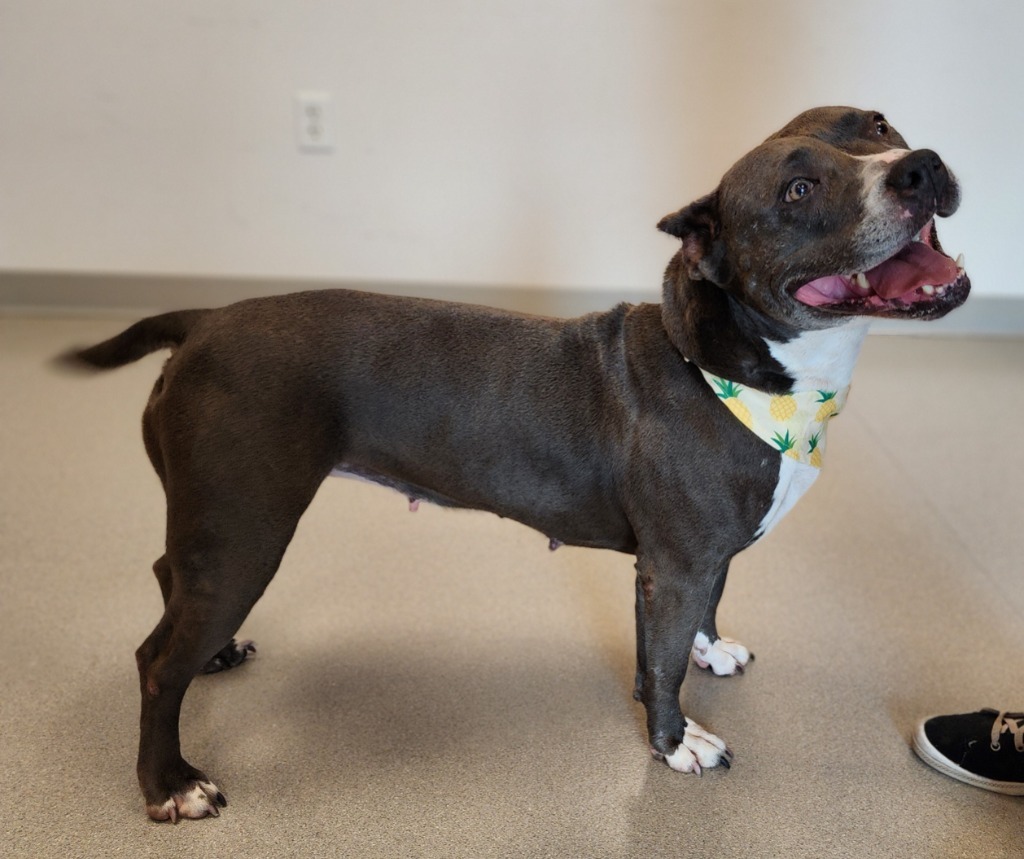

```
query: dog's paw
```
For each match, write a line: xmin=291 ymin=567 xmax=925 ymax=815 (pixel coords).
xmin=200 ymin=639 xmax=256 ymax=675
xmin=146 ymin=779 xmax=227 ymax=823
xmin=653 ymin=720 xmax=733 ymax=775
xmin=691 ymin=632 xmax=752 ymax=676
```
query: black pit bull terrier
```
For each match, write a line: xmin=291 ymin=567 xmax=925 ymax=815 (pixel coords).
xmin=63 ymin=107 xmax=969 ymax=821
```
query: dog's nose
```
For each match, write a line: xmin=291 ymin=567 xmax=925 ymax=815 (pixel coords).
xmin=887 ymin=149 xmax=955 ymax=214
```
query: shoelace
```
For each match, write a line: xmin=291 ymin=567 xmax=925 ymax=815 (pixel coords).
xmin=990 ymin=711 xmax=1024 ymax=753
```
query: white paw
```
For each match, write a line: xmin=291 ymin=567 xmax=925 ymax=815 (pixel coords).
xmin=692 ymin=632 xmax=751 ymax=676
xmin=661 ymin=719 xmax=732 ymax=774
xmin=146 ymin=780 xmax=226 ymax=822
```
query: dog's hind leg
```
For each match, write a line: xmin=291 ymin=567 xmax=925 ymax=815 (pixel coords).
xmin=690 ymin=562 xmax=752 ymax=676
xmin=136 ymin=440 xmax=328 ymax=821
xmin=151 ymin=554 xmax=256 ymax=675
xmin=137 ymin=508 xmax=312 ymax=821
xmin=140 ymin=382 xmax=264 ymax=683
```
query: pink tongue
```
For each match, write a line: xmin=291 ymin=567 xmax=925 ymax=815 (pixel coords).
xmin=793 ymin=276 xmax=851 ymax=305
xmin=868 ymin=241 xmax=959 ymax=299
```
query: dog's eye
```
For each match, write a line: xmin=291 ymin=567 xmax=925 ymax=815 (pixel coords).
xmin=784 ymin=178 xmax=816 ymax=203
xmin=875 ymin=117 xmax=890 ymax=136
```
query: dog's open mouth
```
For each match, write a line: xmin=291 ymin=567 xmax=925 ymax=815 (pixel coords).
xmin=792 ymin=220 xmax=969 ymax=317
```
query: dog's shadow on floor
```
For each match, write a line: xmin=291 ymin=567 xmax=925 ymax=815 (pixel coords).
xmin=179 ymin=635 xmax=643 ymax=806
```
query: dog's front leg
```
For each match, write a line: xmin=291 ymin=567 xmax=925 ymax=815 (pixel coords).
xmin=633 ymin=552 xmax=733 ymax=774
xmin=691 ymin=562 xmax=752 ymax=676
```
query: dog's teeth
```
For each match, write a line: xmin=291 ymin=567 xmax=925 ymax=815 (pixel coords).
xmin=921 ymin=285 xmax=935 ymax=296
xmin=956 ymin=253 xmax=965 ymax=272
xmin=936 ymin=286 xmax=947 ymax=296
xmin=854 ymin=272 xmax=870 ymax=291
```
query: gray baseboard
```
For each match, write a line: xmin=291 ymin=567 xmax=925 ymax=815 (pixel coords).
xmin=0 ymin=269 xmax=638 ymax=320
xmin=1 ymin=269 xmax=1022 ymax=336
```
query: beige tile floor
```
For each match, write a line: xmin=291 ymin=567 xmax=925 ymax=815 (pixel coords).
xmin=1 ymin=315 xmax=1021 ymax=858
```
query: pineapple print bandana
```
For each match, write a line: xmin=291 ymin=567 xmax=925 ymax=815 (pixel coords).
xmin=699 ymin=368 xmax=849 ymax=469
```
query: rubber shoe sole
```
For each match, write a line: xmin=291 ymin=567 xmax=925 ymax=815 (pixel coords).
xmin=913 ymin=720 xmax=1024 ymax=796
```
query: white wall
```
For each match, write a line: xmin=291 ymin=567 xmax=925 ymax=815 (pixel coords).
xmin=1 ymin=0 xmax=1020 ymax=297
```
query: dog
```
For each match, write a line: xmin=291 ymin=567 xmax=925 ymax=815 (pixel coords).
xmin=62 ymin=107 xmax=969 ymax=821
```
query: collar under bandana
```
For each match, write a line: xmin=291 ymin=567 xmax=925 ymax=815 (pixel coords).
xmin=699 ymin=368 xmax=850 ymax=468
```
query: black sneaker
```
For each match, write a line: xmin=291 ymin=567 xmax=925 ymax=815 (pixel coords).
xmin=913 ymin=708 xmax=1024 ymax=795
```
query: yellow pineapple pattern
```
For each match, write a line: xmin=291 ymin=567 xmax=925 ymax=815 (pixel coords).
xmin=700 ymin=370 xmax=849 ymax=469
xmin=815 ymin=391 xmax=838 ymax=422
xmin=770 ymin=394 xmax=798 ymax=421
xmin=771 ymin=431 xmax=801 ymax=460
xmin=808 ymin=432 xmax=823 ymax=468
xmin=709 ymin=378 xmax=753 ymax=429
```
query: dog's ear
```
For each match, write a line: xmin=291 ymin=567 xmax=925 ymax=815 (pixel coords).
xmin=657 ymin=192 xmax=730 ymax=286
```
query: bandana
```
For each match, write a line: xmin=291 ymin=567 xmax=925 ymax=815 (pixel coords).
xmin=699 ymin=368 xmax=849 ymax=468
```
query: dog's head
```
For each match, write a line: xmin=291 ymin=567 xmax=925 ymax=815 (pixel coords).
xmin=658 ymin=107 xmax=970 ymax=386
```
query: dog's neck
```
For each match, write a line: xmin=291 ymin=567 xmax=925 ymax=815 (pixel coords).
xmin=660 ymin=264 xmax=870 ymax=395
xmin=763 ymin=322 xmax=870 ymax=392
xmin=661 ymin=267 xmax=870 ymax=467
xmin=661 ymin=270 xmax=795 ymax=394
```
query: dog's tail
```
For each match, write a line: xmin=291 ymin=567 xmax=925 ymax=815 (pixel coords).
xmin=55 ymin=309 xmax=211 ymax=371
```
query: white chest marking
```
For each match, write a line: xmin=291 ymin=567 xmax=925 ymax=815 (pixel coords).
xmin=755 ymin=455 xmax=820 ymax=539
xmin=765 ymin=321 xmax=869 ymax=392
xmin=752 ymin=320 xmax=869 ymax=538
